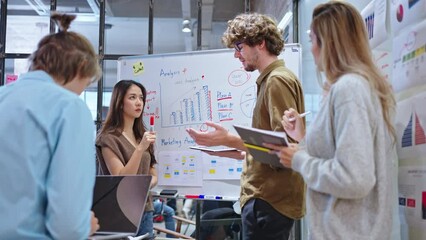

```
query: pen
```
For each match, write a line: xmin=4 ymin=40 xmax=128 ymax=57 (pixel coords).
xmin=149 ymin=115 xmax=155 ymax=132
xmin=288 ymin=111 xmax=311 ymax=122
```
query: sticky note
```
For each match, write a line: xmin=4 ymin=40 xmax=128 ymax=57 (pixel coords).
xmin=133 ymin=61 xmax=144 ymax=75
xmin=6 ymin=74 xmax=18 ymax=84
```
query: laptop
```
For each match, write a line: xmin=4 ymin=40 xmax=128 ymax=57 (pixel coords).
xmin=89 ymin=175 xmax=152 ymax=240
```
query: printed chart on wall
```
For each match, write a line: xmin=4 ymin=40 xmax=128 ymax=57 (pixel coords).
xmin=361 ymin=0 xmax=388 ymax=48
xmin=395 ymin=92 xmax=426 ymax=162
xmin=117 ymin=46 xmax=301 ymax=190
xmin=396 ymin=92 xmax=426 ymax=228
xmin=392 ymin=16 xmax=426 ymax=240
xmin=392 ymin=20 xmax=426 ymax=94
xmin=391 ymin=0 xmax=426 ymax=34
xmin=398 ymin=166 xmax=426 ymax=236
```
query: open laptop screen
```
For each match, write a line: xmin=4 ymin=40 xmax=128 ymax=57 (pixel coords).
xmin=91 ymin=175 xmax=152 ymax=234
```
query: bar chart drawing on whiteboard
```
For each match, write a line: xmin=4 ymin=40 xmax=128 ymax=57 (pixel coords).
xmin=160 ymin=83 xmax=212 ymax=127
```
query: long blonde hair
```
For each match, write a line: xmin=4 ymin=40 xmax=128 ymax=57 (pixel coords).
xmin=311 ymin=1 xmax=396 ymax=140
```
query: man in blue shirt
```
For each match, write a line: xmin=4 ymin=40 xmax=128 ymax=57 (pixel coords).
xmin=0 ymin=13 xmax=101 ymax=239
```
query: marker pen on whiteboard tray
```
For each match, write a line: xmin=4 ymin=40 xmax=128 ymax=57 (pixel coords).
xmin=149 ymin=115 xmax=155 ymax=132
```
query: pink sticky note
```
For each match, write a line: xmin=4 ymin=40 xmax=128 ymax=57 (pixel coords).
xmin=6 ymin=74 xmax=18 ymax=84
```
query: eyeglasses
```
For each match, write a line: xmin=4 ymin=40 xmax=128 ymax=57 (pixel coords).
xmin=234 ymin=41 xmax=244 ymax=52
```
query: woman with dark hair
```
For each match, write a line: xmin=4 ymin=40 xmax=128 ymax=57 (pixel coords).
xmin=0 ymin=13 xmax=101 ymax=239
xmin=96 ymin=80 xmax=159 ymax=238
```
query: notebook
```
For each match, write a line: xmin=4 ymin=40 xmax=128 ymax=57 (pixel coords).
xmin=233 ymin=124 xmax=289 ymax=168
xmin=89 ymin=175 xmax=152 ymax=240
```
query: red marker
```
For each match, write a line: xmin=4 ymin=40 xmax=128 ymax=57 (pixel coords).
xmin=185 ymin=195 xmax=200 ymax=199
xmin=149 ymin=115 xmax=155 ymax=132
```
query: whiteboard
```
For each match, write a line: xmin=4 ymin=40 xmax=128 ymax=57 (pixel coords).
xmin=117 ymin=44 xmax=301 ymax=198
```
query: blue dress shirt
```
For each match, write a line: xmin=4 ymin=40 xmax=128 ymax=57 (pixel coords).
xmin=0 ymin=71 xmax=96 ymax=239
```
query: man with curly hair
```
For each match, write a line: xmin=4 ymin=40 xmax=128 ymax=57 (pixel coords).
xmin=186 ymin=13 xmax=305 ymax=240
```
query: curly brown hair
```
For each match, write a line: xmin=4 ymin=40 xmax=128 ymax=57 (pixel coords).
xmin=222 ymin=13 xmax=284 ymax=56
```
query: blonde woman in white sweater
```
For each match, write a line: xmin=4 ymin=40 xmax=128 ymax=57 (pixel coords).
xmin=265 ymin=1 xmax=400 ymax=239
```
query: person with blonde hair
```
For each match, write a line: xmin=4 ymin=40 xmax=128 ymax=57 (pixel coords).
xmin=0 ymin=13 xmax=101 ymax=239
xmin=186 ymin=13 xmax=305 ymax=240
xmin=265 ymin=1 xmax=399 ymax=239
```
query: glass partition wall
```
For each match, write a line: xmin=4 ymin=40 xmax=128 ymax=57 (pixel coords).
xmin=0 ymin=0 xmax=245 ymax=129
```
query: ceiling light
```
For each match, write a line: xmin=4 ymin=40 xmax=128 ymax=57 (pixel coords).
xmin=182 ymin=19 xmax=191 ymax=33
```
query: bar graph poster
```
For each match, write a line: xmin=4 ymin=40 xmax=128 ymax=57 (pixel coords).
xmin=391 ymin=0 xmax=426 ymax=34
xmin=395 ymin=91 xmax=426 ymax=161
xmin=117 ymin=46 xmax=301 ymax=194
xmin=392 ymin=20 xmax=426 ymax=94
xmin=361 ymin=0 xmax=387 ymax=48
xmin=396 ymin=91 xmax=426 ymax=240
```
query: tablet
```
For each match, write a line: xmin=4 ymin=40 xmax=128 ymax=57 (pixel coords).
xmin=189 ymin=145 xmax=238 ymax=152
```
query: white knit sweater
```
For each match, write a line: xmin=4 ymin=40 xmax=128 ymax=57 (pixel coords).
xmin=293 ymin=74 xmax=398 ymax=240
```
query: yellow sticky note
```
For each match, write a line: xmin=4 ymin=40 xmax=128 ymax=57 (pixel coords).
xmin=209 ymin=169 xmax=216 ymax=174
xmin=133 ymin=61 xmax=144 ymax=75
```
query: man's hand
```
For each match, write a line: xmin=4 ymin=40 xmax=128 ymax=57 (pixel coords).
xmin=89 ymin=211 xmax=100 ymax=237
xmin=186 ymin=121 xmax=230 ymax=146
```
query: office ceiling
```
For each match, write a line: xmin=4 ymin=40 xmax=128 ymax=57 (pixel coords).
xmin=8 ymin=0 xmax=245 ymax=21
xmin=5 ymin=0 xmax=291 ymax=89
xmin=6 ymin=0 xmax=247 ymax=53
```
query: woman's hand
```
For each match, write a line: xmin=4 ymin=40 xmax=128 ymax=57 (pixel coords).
xmin=282 ymin=108 xmax=305 ymax=142
xmin=264 ymin=143 xmax=299 ymax=168
xmin=138 ymin=131 xmax=156 ymax=151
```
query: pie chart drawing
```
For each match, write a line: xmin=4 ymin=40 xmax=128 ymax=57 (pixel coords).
xmin=240 ymin=86 xmax=256 ymax=118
